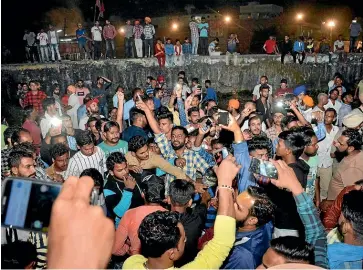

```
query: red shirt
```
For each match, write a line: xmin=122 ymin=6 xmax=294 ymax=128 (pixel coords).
xmin=274 ymin=88 xmax=293 ymax=97
xmin=23 ymin=91 xmax=47 ymax=114
xmin=61 ymin=95 xmax=69 ymax=106
xmin=22 ymin=120 xmax=41 ymax=154
xmin=264 ymin=39 xmax=276 ymax=54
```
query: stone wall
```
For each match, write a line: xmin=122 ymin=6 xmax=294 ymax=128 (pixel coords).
xmin=1 ymin=54 xmax=362 ymax=102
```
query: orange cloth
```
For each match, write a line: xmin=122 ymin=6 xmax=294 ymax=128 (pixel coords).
xmin=228 ymin=99 xmax=240 ymax=110
xmin=112 ymin=205 xmax=167 ymax=256
xmin=303 ymin=95 xmax=314 ymax=107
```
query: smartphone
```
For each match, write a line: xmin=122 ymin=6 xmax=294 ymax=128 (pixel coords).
xmin=202 ymin=118 xmax=213 ymax=132
xmin=248 ymin=158 xmax=278 ymax=179
xmin=1 ymin=177 xmax=62 ymax=232
xmin=213 ymin=147 xmax=229 ymax=165
xmin=218 ymin=111 xmax=230 ymax=126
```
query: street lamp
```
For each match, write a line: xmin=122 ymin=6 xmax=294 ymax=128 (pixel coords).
xmin=296 ymin=13 xmax=303 ymax=35
xmin=327 ymin=20 xmax=336 ymax=45
xmin=225 ymin=16 xmax=231 ymax=23
xmin=172 ymin=23 xmax=178 ymax=30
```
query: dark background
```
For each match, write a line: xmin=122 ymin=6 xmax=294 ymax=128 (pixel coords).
xmin=2 ymin=0 xmax=362 ymax=63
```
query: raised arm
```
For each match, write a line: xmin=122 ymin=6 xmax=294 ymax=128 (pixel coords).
xmin=116 ymin=92 xmax=124 ymax=131
xmin=136 ymin=99 xmax=161 ymax=134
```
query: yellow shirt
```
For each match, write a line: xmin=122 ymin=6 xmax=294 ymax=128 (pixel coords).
xmin=122 ymin=215 xmax=236 ymax=269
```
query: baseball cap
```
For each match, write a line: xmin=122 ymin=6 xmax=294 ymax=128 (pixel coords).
xmin=86 ymin=98 xmax=99 ymax=108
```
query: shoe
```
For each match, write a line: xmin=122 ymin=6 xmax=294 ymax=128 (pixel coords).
xmin=58 ymin=60 xmax=62 ymax=63
xmin=113 ymin=57 xmax=116 ymax=59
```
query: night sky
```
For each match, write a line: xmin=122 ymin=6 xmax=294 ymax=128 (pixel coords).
xmin=2 ymin=0 xmax=361 ymax=61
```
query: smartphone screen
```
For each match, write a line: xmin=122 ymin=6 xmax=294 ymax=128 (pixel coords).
xmin=213 ymin=147 xmax=229 ymax=165
xmin=248 ymin=158 xmax=278 ymax=179
xmin=218 ymin=111 xmax=229 ymax=126
xmin=1 ymin=177 xmax=62 ymax=232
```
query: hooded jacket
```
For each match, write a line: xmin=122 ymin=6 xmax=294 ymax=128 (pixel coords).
xmin=222 ymin=222 xmax=274 ymax=269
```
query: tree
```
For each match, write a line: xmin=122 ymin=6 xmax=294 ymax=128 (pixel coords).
xmin=44 ymin=7 xmax=85 ymax=36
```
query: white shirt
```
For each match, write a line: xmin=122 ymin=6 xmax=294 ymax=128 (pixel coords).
xmin=317 ymin=125 xmax=339 ymax=168
xmin=303 ymin=108 xmax=313 ymax=123
xmin=333 ymin=40 xmax=344 ymax=52
xmin=40 ymin=112 xmax=57 ymax=138
xmin=49 ymin=30 xmax=58 ymax=44
xmin=241 ymin=120 xmax=267 ymax=132
xmin=37 ymin=32 xmax=48 ymax=46
xmin=79 ymin=115 xmax=89 ymax=131
xmin=67 ymin=93 xmax=81 ymax=129
xmin=324 ymin=99 xmax=342 ymax=120
xmin=91 ymin=26 xmax=103 ymax=41
xmin=252 ymin=83 xmax=273 ymax=100
xmin=64 ymin=146 xmax=106 ymax=179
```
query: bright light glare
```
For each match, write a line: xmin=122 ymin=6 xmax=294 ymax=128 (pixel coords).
xmin=119 ymin=28 xmax=125 ymax=33
xmin=225 ymin=16 xmax=231 ymax=22
xmin=296 ymin=13 xmax=303 ymax=20
xmin=327 ymin=21 xmax=335 ymax=27
xmin=172 ymin=23 xmax=178 ymax=30
xmin=51 ymin=117 xmax=62 ymax=127
xmin=57 ymin=29 xmax=63 ymax=33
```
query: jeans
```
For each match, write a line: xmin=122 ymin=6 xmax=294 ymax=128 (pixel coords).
xmin=166 ymin=54 xmax=174 ymax=67
xmin=78 ymin=42 xmax=91 ymax=60
xmin=93 ymin=41 xmax=102 ymax=60
xmin=125 ymin=37 xmax=134 ymax=58
xmin=135 ymin=39 xmax=143 ymax=58
xmin=105 ymin=39 xmax=115 ymax=58
xmin=191 ymin=36 xmax=199 ymax=55
xmin=281 ymin=51 xmax=291 ymax=64
xmin=143 ymin=38 xmax=154 ymax=57
xmin=350 ymin=36 xmax=358 ymax=52
xmin=25 ymin=46 xmax=38 ymax=62
xmin=199 ymin=37 xmax=208 ymax=55
xmin=50 ymin=43 xmax=61 ymax=61
xmin=292 ymin=51 xmax=305 ymax=64
xmin=40 ymin=45 xmax=49 ymax=62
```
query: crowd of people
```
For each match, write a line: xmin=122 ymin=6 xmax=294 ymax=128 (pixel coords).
xmin=2 ymin=69 xmax=363 ymax=269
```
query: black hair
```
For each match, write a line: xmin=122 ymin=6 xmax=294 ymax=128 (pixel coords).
xmin=284 ymin=93 xmax=296 ymax=103
xmin=108 ymin=107 xmax=118 ymax=115
xmin=281 ymin=115 xmax=298 ymax=129
xmin=103 ymin=121 xmax=120 ymax=133
xmin=1 ymin=241 xmax=37 ymax=269
xmin=75 ymin=130 xmax=95 ymax=147
xmin=270 ymin=236 xmax=315 ymax=264
xmin=177 ymin=76 xmax=184 ymax=82
xmin=11 ymin=128 xmax=30 ymax=145
xmin=50 ymin=143 xmax=69 ymax=160
xmin=259 ymin=84 xmax=270 ymax=92
xmin=156 ymin=106 xmax=174 ymax=123
xmin=172 ymin=126 xmax=188 ymax=137
xmin=178 ymin=71 xmax=186 ymax=76
xmin=246 ymin=186 xmax=275 ymax=226
xmin=106 ymin=152 xmax=127 ymax=171
xmin=211 ymin=138 xmax=223 ymax=148
xmin=192 ymin=78 xmax=199 ymax=84
xmin=28 ymin=80 xmax=39 ymax=86
xmin=42 ymin=97 xmax=56 ymax=112
xmin=50 ymin=133 xmax=67 ymax=145
xmin=184 ymin=37 xmax=189 ymax=41
xmin=95 ymin=118 xmax=108 ymax=132
xmin=142 ymin=95 xmax=153 ymax=103
xmin=330 ymin=88 xmax=339 ymax=95
xmin=260 ymin=75 xmax=268 ymax=80
xmin=130 ymin=107 xmax=146 ymax=123
xmin=248 ymin=135 xmax=270 ymax=153
xmin=214 ymin=37 xmax=219 ymax=42
xmin=143 ymin=176 xmax=165 ymax=203
xmin=342 ymin=129 xmax=362 ymax=151
xmin=341 ymin=92 xmax=352 ymax=101
xmin=205 ymin=79 xmax=211 ymax=85
xmin=153 ymin=87 xmax=162 ymax=97
xmin=23 ymin=106 xmax=34 ymax=122
xmin=87 ymin=116 xmax=100 ymax=126
xmin=80 ymin=168 xmax=104 ymax=193
xmin=115 ymin=85 xmax=124 ymax=92
xmin=248 ymin=115 xmax=261 ymax=126
xmin=187 ymin=106 xmax=200 ymax=117
xmin=12 ymin=142 xmax=36 ymax=155
xmin=169 ymin=179 xmax=195 ymax=206
xmin=139 ymin=211 xmax=181 ymax=258
xmin=8 ymin=150 xmax=34 ymax=169
xmin=205 ymin=99 xmax=217 ymax=110
xmin=176 ymin=39 xmax=180 ymax=43
xmin=4 ymin=127 xmax=19 ymax=146
xmin=325 ymin=107 xmax=337 ymax=117
xmin=188 ymin=129 xmax=199 ymax=137
xmin=301 ymin=127 xmax=316 ymax=145
xmin=341 ymin=190 xmax=363 ymax=244
xmin=132 ymin=87 xmax=142 ymax=96
xmin=129 ymin=135 xmax=147 ymax=152
xmin=83 ymin=94 xmax=92 ymax=105
xmin=278 ymin=129 xmax=309 ymax=158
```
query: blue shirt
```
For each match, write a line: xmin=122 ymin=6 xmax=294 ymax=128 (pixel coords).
xmin=293 ymin=40 xmax=305 ymax=52
xmin=182 ymin=43 xmax=192 ymax=54
xmin=122 ymin=125 xmax=148 ymax=142
xmin=198 ymin=23 xmax=209 ymax=37
xmin=153 ymin=98 xmax=161 ymax=110
xmin=165 ymin=44 xmax=174 ymax=55
xmin=203 ymin=87 xmax=218 ymax=103
xmin=77 ymin=105 xmax=87 ymax=124
xmin=76 ymin=28 xmax=87 ymax=43
xmin=328 ymin=243 xmax=363 ymax=269
xmin=123 ymin=99 xmax=135 ymax=121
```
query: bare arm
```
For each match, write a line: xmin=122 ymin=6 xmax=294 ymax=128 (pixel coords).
xmin=116 ymin=92 xmax=124 ymax=131
xmin=290 ymin=104 xmax=310 ymax=127
xmin=136 ymin=100 xmax=161 ymax=134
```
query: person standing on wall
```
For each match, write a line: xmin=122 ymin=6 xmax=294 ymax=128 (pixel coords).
xmin=349 ymin=17 xmax=362 ymax=52
xmin=189 ymin=16 xmax=199 ymax=55
xmin=143 ymin=17 xmax=155 ymax=58
xmin=124 ymin=20 xmax=134 ymax=58
xmin=103 ymin=20 xmax=117 ymax=59
xmin=133 ymin=20 xmax=144 ymax=58
xmin=47 ymin=25 xmax=61 ymax=62
xmin=263 ymin=35 xmax=279 ymax=55
xmin=76 ymin=23 xmax=91 ymax=60
xmin=198 ymin=17 xmax=209 ymax=55
xmin=280 ymin=35 xmax=293 ymax=64
xmin=91 ymin=21 xmax=103 ymax=60
xmin=37 ymin=29 xmax=49 ymax=63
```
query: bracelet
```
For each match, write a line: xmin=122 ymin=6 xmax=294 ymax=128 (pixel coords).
xmin=233 ymin=140 xmax=243 ymax=144
xmin=218 ymin=185 xmax=234 ymax=191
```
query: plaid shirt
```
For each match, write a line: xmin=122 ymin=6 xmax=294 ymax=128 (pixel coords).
xmin=23 ymin=91 xmax=47 ymax=114
xmin=133 ymin=25 xmax=143 ymax=39
xmin=1 ymin=148 xmax=11 ymax=177
xmin=182 ymin=43 xmax=192 ymax=54
xmin=189 ymin=21 xmax=199 ymax=38
xmin=295 ymin=192 xmax=328 ymax=269
xmin=143 ymin=24 xmax=155 ymax=39
xmin=154 ymin=133 xmax=210 ymax=181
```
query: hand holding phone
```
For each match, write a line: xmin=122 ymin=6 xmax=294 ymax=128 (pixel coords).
xmin=213 ymin=147 xmax=229 ymax=165
xmin=248 ymin=158 xmax=278 ymax=179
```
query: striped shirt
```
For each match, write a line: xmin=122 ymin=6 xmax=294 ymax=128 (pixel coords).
xmin=29 ymin=232 xmax=48 ymax=269
xmin=133 ymin=25 xmax=143 ymax=39
xmin=64 ymin=146 xmax=106 ymax=179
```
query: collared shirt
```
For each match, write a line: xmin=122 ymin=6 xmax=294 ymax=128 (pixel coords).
xmin=154 ymin=133 xmax=210 ymax=181
xmin=182 ymin=42 xmax=192 ymax=54
xmin=338 ymin=103 xmax=352 ymax=127
xmin=103 ymin=25 xmax=116 ymax=40
xmin=23 ymin=32 xmax=36 ymax=46
xmin=133 ymin=25 xmax=143 ymax=39
xmin=143 ymin=24 xmax=155 ymax=39
xmin=317 ymin=125 xmax=339 ymax=168
xmin=294 ymin=192 xmax=328 ymax=268
xmin=124 ymin=24 xmax=134 ymax=38
xmin=40 ymin=112 xmax=57 ymax=139
xmin=76 ymin=28 xmax=87 ymax=43
xmin=91 ymin=26 xmax=103 ymax=41
xmin=23 ymin=91 xmax=47 ymax=114
xmin=324 ymin=99 xmax=342 ymax=121
xmin=189 ymin=21 xmax=199 ymax=38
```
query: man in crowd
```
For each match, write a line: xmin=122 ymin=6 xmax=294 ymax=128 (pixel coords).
xmin=98 ymin=121 xmax=128 ymax=158
xmin=313 ymin=93 xmax=329 ymax=114
xmin=75 ymin=80 xmax=90 ymax=106
xmin=124 ymin=20 xmax=134 ymax=58
xmin=274 ymin=79 xmax=293 ymax=97
xmin=23 ymin=81 xmax=47 ymax=115
xmin=37 ymin=29 xmax=49 ymax=62
xmin=122 ymin=108 xmax=148 ymax=142
xmin=64 ymin=85 xmax=81 ymax=129
xmin=40 ymin=97 xmax=59 ymax=138
xmin=76 ymin=23 xmax=90 ymax=60
xmin=22 ymin=106 xmax=41 ymax=154
xmin=189 ymin=16 xmax=199 ymax=55
xmin=280 ymin=35 xmax=293 ymax=64
xmin=256 ymin=84 xmax=271 ymax=128
xmin=103 ymin=19 xmax=117 ymax=59
xmin=349 ymin=17 xmax=362 ymax=52
xmin=324 ymin=88 xmax=342 ymax=120
xmin=8 ymin=150 xmax=36 ymax=178
xmin=133 ymin=20 xmax=143 ymax=58
xmin=338 ymin=92 xmax=353 ymax=127
xmin=46 ymin=143 xmax=70 ymax=182
xmin=64 ymin=130 xmax=106 ymax=178
xmin=91 ymin=21 xmax=103 ymax=60
xmin=143 ymin=17 xmax=155 ymax=58
xmin=265 ymin=109 xmax=283 ymax=142
xmin=252 ymin=76 xmax=272 ymax=102
xmin=23 ymin=29 xmax=38 ymax=63
xmin=91 ymin=76 xmax=112 ymax=117
xmin=263 ymin=35 xmax=278 ymax=54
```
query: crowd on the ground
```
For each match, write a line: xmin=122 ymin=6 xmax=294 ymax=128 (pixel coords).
xmin=20 ymin=16 xmax=362 ymax=66
xmin=1 ymin=70 xmax=363 ymax=269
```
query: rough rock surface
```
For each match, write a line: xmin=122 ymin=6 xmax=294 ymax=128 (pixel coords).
xmin=1 ymin=54 xmax=362 ymax=100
